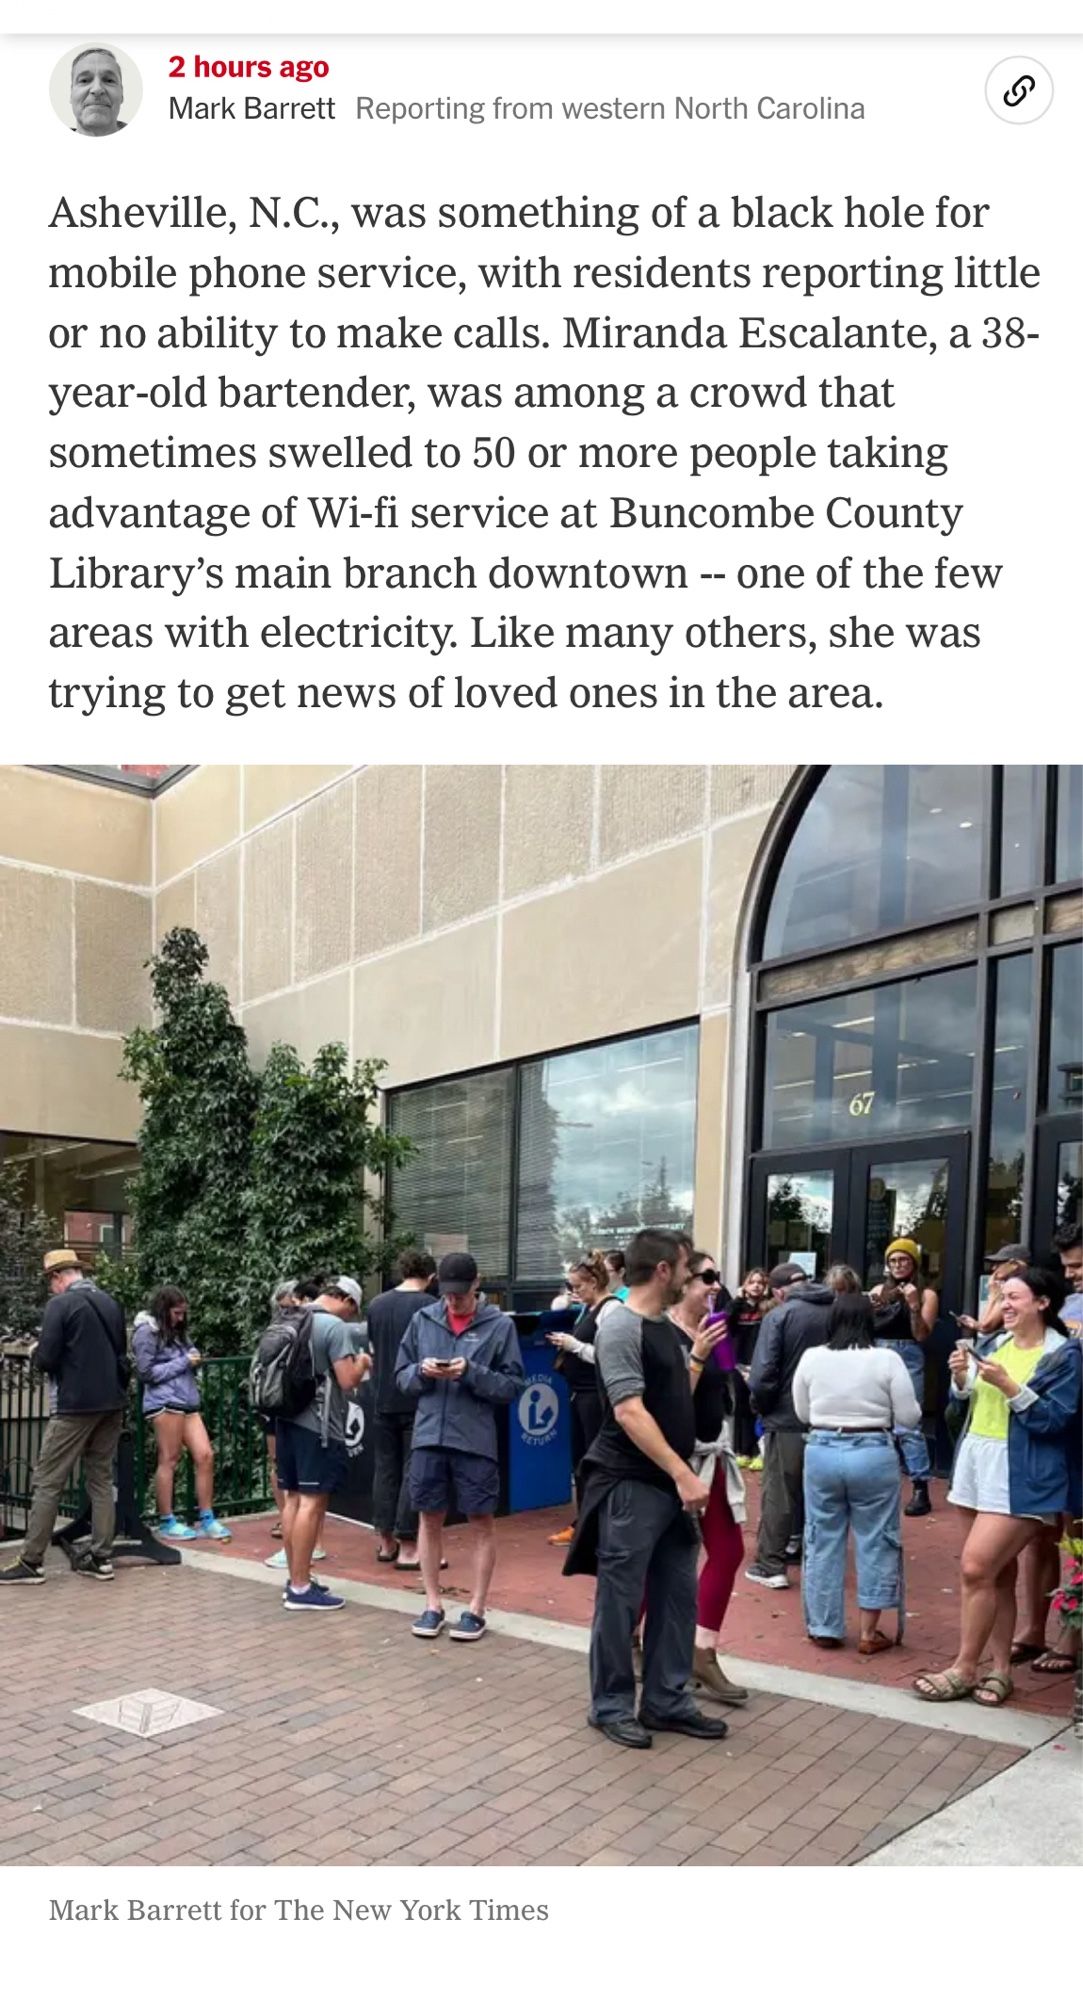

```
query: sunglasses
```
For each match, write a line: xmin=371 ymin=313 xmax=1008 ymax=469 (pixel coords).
xmin=695 ymin=1271 xmax=722 ymax=1288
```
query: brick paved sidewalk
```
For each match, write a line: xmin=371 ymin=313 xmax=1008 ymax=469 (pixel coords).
xmin=211 ymin=1485 xmax=1075 ymax=1723
xmin=0 ymin=1558 xmax=1023 ymax=1869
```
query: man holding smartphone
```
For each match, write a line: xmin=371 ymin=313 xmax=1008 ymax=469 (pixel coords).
xmin=395 ymin=1252 xmax=524 ymax=1641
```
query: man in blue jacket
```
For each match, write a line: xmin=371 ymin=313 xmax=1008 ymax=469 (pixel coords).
xmin=395 ymin=1252 xmax=524 ymax=1642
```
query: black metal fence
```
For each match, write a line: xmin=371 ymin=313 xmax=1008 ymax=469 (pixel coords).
xmin=0 ymin=1349 xmax=272 ymax=1536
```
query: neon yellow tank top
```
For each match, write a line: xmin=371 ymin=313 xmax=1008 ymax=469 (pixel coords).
xmin=970 ymin=1341 xmax=1044 ymax=1441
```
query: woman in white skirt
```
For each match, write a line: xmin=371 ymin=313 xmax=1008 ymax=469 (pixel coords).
xmin=914 ymin=1268 xmax=1082 ymax=1709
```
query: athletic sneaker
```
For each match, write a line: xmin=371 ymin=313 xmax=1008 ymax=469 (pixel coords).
xmin=158 ymin=1515 xmax=197 ymax=1541
xmin=265 ymin=1546 xmax=325 ymax=1568
xmin=0 ymin=1557 xmax=45 ymax=1586
xmin=74 ymin=1552 xmax=114 ymax=1581
xmin=281 ymin=1578 xmax=330 ymax=1602
xmin=744 ymin=1562 xmax=789 ymax=1590
xmin=196 ymin=1512 xmax=232 ymax=1541
xmin=412 ymin=1607 xmax=446 ymax=1639
xmin=448 ymin=1611 xmax=487 ymax=1642
xmin=283 ymin=1582 xmax=344 ymax=1610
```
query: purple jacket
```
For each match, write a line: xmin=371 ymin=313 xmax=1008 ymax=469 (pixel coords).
xmin=133 ymin=1324 xmax=201 ymax=1415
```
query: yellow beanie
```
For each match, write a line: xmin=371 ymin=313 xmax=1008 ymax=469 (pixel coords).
xmin=885 ymin=1238 xmax=921 ymax=1264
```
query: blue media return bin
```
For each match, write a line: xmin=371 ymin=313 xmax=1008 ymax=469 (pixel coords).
xmin=506 ymin=1311 xmax=577 ymax=1513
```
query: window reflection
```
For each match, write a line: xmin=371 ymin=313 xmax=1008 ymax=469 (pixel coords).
xmin=516 ymin=1027 xmax=698 ymax=1277
xmin=763 ymin=966 xmax=979 ymax=1146
xmin=0 ymin=1135 xmax=137 ymax=1257
xmin=1046 ymin=942 xmax=1082 ymax=1115
xmin=1056 ymin=767 xmax=1082 ymax=887
xmin=983 ymin=955 xmax=1030 ymax=1257
xmin=388 ymin=1070 xmax=515 ymax=1277
xmin=764 ymin=766 xmax=986 ymax=960
xmin=999 ymin=767 xmax=1043 ymax=897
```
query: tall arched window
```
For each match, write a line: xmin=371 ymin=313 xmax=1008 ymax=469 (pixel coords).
xmin=746 ymin=766 xmax=1081 ymax=1322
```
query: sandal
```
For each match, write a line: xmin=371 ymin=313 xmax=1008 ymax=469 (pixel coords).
xmin=1009 ymin=1641 xmax=1045 ymax=1665
xmin=394 ymin=1557 xmax=449 ymax=1572
xmin=376 ymin=1545 xmax=400 ymax=1564
xmin=913 ymin=1669 xmax=979 ymax=1702
xmin=1030 ymin=1651 xmax=1078 ymax=1676
xmin=972 ymin=1672 xmax=1013 ymax=1708
xmin=858 ymin=1631 xmax=894 ymax=1657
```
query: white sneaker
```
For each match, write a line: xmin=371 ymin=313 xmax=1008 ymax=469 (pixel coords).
xmin=264 ymin=1548 xmax=288 ymax=1569
xmin=744 ymin=1563 xmax=790 ymax=1590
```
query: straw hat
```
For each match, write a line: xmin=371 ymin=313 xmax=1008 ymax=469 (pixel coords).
xmin=43 ymin=1248 xmax=84 ymax=1275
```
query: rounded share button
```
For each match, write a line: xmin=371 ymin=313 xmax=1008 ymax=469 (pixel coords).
xmin=985 ymin=57 xmax=1054 ymax=124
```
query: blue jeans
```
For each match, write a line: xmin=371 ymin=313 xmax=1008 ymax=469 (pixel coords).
xmin=802 ymin=1432 xmax=903 ymax=1641
xmin=875 ymin=1338 xmax=931 ymax=1478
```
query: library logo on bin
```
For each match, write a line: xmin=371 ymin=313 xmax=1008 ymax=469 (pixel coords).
xmin=518 ymin=1378 xmax=559 ymax=1445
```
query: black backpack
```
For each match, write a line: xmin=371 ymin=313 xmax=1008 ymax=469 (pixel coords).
xmin=248 ymin=1309 xmax=317 ymax=1421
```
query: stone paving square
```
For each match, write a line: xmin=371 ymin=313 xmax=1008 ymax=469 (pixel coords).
xmin=0 ymin=1559 xmax=1025 ymax=1869
xmin=73 ymin=1690 xmax=223 ymax=1740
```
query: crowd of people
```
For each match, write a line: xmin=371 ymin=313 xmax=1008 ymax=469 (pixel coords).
xmin=2 ymin=1222 xmax=1080 ymax=1747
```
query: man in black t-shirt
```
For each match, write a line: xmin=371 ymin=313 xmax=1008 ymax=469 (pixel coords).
xmin=564 ymin=1229 xmax=730 ymax=1750
xmin=367 ymin=1250 xmax=436 ymax=1568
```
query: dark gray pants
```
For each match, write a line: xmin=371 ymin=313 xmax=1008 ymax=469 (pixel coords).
xmin=756 ymin=1428 xmax=806 ymax=1575
xmin=371 ymin=1410 xmax=418 ymax=1542
xmin=589 ymin=1479 xmax=699 ymax=1725
xmin=23 ymin=1410 xmax=124 ymax=1564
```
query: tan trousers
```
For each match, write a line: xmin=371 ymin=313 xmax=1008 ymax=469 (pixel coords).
xmin=23 ymin=1410 xmax=124 ymax=1564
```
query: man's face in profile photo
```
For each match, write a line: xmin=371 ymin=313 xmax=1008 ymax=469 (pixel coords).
xmin=70 ymin=49 xmax=124 ymax=136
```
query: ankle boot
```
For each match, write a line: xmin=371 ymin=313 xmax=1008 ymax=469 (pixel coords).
xmin=693 ymin=1646 xmax=749 ymax=1705
xmin=905 ymin=1479 xmax=932 ymax=1517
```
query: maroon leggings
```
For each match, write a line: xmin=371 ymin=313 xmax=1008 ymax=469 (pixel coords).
xmin=638 ymin=1480 xmax=745 ymax=1637
xmin=697 ymin=1478 xmax=745 ymax=1634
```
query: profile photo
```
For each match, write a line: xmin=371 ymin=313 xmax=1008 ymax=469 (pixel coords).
xmin=51 ymin=43 xmax=142 ymax=137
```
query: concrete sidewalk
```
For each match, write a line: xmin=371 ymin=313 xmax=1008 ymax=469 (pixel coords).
xmin=863 ymin=1729 xmax=1082 ymax=1866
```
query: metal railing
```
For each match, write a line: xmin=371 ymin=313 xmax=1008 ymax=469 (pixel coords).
xmin=133 ymin=1355 xmax=273 ymax=1521
xmin=1 ymin=1349 xmax=272 ymax=1535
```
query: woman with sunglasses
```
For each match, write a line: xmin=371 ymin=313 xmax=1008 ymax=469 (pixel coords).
xmin=667 ymin=1251 xmax=749 ymax=1705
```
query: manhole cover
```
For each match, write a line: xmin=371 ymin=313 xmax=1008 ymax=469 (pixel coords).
xmin=73 ymin=1688 xmax=222 ymax=1738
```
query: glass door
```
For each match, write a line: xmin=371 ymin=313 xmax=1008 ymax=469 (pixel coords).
xmin=749 ymin=1152 xmax=846 ymax=1279
xmin=846 ymin=1135 xmax=969 ymax=1308
xmin=1033 ymin=1114 xmax=1081 ymax=1260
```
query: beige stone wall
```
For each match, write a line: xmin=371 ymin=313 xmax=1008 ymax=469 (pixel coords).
xmin=0 ymin=760 xmax=799 ymax=1231
xmin=150 ymin=763 xmax=798 ymax=1244
xmin=0 ymin=771 xmax=151 ymax=1142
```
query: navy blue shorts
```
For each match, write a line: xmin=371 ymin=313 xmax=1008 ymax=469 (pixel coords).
xmin=409 ymin=1447 xmax=499 ymax=1518
xmin=275 ymin=1419 xmax=348 ymax=1496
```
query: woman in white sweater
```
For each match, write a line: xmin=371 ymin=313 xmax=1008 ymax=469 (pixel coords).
xmin=792 ymin=1292 xmax=921 ymax=1655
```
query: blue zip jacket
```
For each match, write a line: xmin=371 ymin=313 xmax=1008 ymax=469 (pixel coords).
xmin=951 ymin=1330 xmax=1082 ymax=1517
xmin=133 ymin=1322 xmax=201 ymax=1416
xmin=394 ymin=1298 xmax=525 ymax=1461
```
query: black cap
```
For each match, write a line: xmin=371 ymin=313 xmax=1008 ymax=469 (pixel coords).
xmin=986 ymin=1243 xmax=1030 ymax=1266
xmin=768 ymin=1261 xmax=809 ymax=1289
xmin=438 ymin=1251 xmax=478 ymax=1295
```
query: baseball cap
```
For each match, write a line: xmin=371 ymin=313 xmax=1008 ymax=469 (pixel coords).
xmin=438 ymin=1251 xmax=478 ymax=1295
xmin=768 ymin=1262 xmax=808 ymax=1289
xmin=330 ymin=1276 xmax=362 ymax=1310
xmin=985 ymin=1243 xmax=1030 ymax=1266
